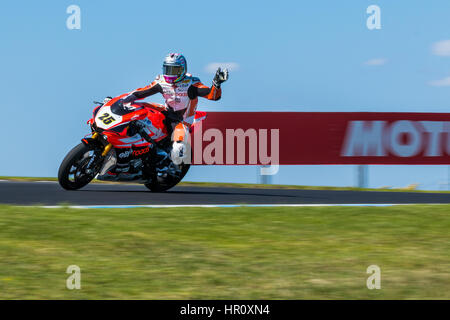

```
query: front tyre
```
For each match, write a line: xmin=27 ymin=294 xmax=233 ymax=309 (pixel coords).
xmin=58 ymin=143 xmax=102 ymax=190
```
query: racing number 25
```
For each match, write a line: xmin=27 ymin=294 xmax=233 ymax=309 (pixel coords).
xmin=99 ymin=113 xmax=116 ymax=125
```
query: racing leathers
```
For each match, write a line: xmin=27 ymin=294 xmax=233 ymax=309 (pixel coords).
xmin=124 ymin=73 xmax=220 ymax=131
xmin=120 ymin=73 xmax=222 ymax=163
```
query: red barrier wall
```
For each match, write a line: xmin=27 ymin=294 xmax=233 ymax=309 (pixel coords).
xmin=191 ymin=112 xmax=450 ymax=165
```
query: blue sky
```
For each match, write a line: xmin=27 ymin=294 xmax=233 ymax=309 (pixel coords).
xmin=1 ymin=0 xmax=450 ymax=189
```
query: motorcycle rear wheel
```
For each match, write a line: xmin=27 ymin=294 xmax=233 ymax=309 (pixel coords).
xmin=58 ymin=143 xmax=101 ymax=190
xmin=144 ymin=164 xmax=190 ymax=192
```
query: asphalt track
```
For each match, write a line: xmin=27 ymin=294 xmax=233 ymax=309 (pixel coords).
xmin=0 ymin=180 xmax=449 ymax=206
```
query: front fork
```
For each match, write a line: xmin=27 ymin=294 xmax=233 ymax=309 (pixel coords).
xmin=101 ymin=142 xmax=113 ymax=156
xmin=83 ymin=132 xmax=113 ymax=157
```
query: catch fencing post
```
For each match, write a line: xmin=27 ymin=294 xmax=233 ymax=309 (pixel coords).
xmin=259 ymin=165 xmax=273 ymax=185
xmin=356 ymin=165 xmax=369 ymax=188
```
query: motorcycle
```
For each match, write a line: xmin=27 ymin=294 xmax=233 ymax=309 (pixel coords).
xmin=58 ymin=94 xmax=206 ymax=192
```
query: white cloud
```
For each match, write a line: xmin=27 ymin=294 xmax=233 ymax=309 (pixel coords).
xmin=364 ymin=58 xmax=387 ymax=66
xmin=432 ymin=40 xmax=450 ymax=56
xmin=429 ymin=77 xmax=450 ymax=87
xmin=205 ymin=62 xmax=239 ymax=73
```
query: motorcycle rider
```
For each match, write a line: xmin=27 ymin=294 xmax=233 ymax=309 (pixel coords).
xmin=119 ymin=53 xmax=229 ymax=164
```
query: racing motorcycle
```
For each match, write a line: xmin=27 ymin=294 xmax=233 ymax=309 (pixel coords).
xmin=58 ymin=95 xmax=205 ymax=192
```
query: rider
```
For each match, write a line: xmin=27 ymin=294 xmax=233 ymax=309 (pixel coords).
xmin=119 ymin=53 xmax=229 ymax=163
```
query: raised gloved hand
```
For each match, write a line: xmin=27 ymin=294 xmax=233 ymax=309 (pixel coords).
xmin=212 ymin=68 xmax=229 ymax=88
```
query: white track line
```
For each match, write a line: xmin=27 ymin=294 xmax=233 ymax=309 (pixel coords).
xmin=0 ymin=180 xmax=57 ymax=183
xmin=39 ymin=203 xmax=442 ymax=209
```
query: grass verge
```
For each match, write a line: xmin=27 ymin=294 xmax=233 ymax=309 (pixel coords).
xmin=0 ymin=204 xmax=449 ymax=299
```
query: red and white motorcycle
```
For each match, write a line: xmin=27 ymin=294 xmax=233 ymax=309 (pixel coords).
xmin=58 ymin=95 xmax=205 ymax=192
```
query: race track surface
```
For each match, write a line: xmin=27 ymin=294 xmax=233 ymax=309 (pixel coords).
xmin=0 ymin=181 xmax=449 ymax=206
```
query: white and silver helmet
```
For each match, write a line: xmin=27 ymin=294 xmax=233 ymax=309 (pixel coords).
xmin=163 ymin=53 xmax=187 ymax=84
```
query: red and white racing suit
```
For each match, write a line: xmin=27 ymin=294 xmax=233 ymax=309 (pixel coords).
xmin=122 ymin=73 xmax=221 ymax=143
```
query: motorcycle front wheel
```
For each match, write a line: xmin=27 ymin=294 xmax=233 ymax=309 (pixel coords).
xmin=58 ymin=143 xmax=102 ymax=190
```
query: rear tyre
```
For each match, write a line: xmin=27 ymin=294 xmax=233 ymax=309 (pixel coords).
xmin=58 ymin=143 xmax=101 ymax=190
xmin=144 ymin=164 xmax=190 ymax=192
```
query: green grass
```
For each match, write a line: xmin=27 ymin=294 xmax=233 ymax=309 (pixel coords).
xmin=0 ymin=205 xmax=449 ymax=299
xmin=1 ymin=176 xmax=448 ymax=193
xmin=0 ymin=176 xmax=59 ymax=181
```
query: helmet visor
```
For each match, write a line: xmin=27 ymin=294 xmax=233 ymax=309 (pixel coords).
xmin=163 ymin=64 xmax=184 ymax=76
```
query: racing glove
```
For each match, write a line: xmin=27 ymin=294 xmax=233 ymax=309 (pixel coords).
xmin=121 ymin=93 xmax=138 ymax=104
xmin=212 ymin=68 xmax=229 ymax=88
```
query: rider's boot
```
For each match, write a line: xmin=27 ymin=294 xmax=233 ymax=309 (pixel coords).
xmin=170 ymin=123 xmax=190 ymax=165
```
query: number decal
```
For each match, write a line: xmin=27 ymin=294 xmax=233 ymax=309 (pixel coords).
xmin=98 ymin=113 xmax=116 ymax=125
